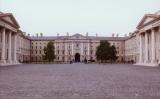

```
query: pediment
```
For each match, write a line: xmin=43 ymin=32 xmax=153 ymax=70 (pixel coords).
xmin=137 ymin=14 xmax=159 ymax=29
xmin=70 ymin=33 xmax=87 ymax=39
xmin=0 ymin=13 xmax=20 ymax=28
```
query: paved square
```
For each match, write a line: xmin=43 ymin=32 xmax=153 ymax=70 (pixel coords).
xmin=0 ymin=64 xmax=160 ymax=99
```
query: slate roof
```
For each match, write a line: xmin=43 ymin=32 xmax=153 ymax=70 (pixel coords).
xmin=29 ymin=33 xmax=129 ymax=41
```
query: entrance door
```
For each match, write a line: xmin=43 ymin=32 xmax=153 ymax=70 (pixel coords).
xmin=75 ymin=53 xmax=80 ymax=62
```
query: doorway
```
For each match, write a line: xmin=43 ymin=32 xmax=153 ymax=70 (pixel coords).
xmin=75 ymin=53 xmax=80 ymax=62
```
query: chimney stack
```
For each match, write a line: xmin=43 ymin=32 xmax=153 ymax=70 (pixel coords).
xmin=36 ymin=33 xmax=38 ymax=37
xmin=67 ymin=32 xmax=69 ymax=36
xmin=96 ymin=33 xmax=98 ymax=37
xmin=112 ymin=33 xmax=115 ymax=37
xmin=28 ymin=34 xmax=30 ymax=37
xmin=86 ymin=32 xmax=88 ymax=36
xmin=40 ymin=33 xmax=43 ymax=37
xmin=116 ymin=34 xmax=119 ymax=37
xmin=57 ymin=33 xmax=59 ymax=37
xmin=124 ymin=34 xmax=127 ymax=37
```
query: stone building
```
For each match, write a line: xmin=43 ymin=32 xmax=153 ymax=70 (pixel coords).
xmin=30 ymin=33 xmax=127 ymax=62
xmin=17 ymin=32 xmax=31 ymax=63
xmin=124 ymin=31 xmax=139 ymax=63
xmin=0 ymin=12 xmax=31 ymax=65
xmin=136 ymin=11 xmax=160 ymax=66
xmin=0 ymin=11 xmax=160 ymax=66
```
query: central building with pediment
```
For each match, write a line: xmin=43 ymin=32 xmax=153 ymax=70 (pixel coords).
xmin=30 ymin=33 xmax=127 ymax=62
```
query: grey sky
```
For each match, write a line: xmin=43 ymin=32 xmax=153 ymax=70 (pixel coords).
xmin=0 ymin=0 xmax=160 ymax=36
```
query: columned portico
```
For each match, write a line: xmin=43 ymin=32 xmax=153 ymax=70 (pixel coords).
xmin=136 ymin=12 xmax=160 ymax=66
xmin=0 ymin=12 xmax=21 ymax=66
xmin=137 ymin=27 xmax=159 ymax=66
xmin=0 ymin=28 xmax=19 ymax=65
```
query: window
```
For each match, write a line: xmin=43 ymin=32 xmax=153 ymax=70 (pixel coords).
xmin=77 ymin=44 xmax=79 ymax=47
xmin=90 ymin=50 xmax=93 ymax=55
xmin=40 ymin=50 xmax=41 ymax=54
xmin=57 ymin=50 xmax=59 ymax=54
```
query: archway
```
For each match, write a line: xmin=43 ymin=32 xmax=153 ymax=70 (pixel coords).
xmin=75 ymin=53 xmax=80 ymax=62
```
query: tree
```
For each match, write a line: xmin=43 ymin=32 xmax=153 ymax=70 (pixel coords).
xmin=44 ymin=41 xmax=55 ymax=62
xmin=109 ymin=45 xmax=118 ymax=63
xmin=96 ymin=40 xmax=118 ymax=63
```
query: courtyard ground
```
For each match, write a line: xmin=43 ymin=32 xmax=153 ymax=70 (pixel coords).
xmin=0 ymin=63 xmax=160 ymax=99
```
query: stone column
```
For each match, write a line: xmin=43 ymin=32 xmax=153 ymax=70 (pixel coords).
xmin=7 ymin=31 xmax=12 ymax=63
xmin=81 ymin=42 xmax=83 ymax=55
xmin=13 ymin=34 xmax=18 ymax=63
xmin=1 ymin=28 xmax=6 ymax=63
xmin=88 ymin=42 xmax=90 ymax=60
xmin=158 ymin=27 xmax=160 ymax=64
xmin=151 ymin=29 xmax=156 ymax=63
xmin=65 ymin=42 xmax=67 ymax=61
xmin=72 ymin=42 xmax=74 ymax=55
xmin=54 ymin=42 xmax=56 ymax=55
xmin=81 ymin=42 xmax=83 ymax=61
xmin=139 ymin=34 xmax=143 ymax=63
xmin=144 ymin=32 xmax=149 ymax=63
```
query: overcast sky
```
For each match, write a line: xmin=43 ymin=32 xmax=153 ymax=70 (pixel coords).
xmin=0 ymin=0 xmax=160 ymax=36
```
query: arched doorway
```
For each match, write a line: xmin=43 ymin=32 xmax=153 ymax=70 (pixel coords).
xmin=75 ymin=53 xmax=80 ymax=62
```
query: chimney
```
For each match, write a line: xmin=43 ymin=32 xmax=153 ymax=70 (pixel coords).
xmin=28 ymin=34 xmax=30 ymax=37
xmin=67 ymin=32 xmax=69 ymax=36
xmin=40 ymin=33 xmax=43 ymax=37
xmin=124 ymin=34 xmax=127 ymax=37
xmin=129 ymin=32 xmax=132 ymax=36
xmin=116 ymin=34 xmax=119 ymax=37
xmin=96 ymin=33 xmax=98 ymax=37
xmin=112 ymin=33 xmax=114 ymax=37
xmin=36 ymin=33 xmax=38 ymax=37
xmin=86 ymin=32 xmax=88 ymax=36
xmin=57 ymin=33 xmax=59 ymax=37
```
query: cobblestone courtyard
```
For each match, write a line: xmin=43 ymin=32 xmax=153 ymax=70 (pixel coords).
xmin=0 ymin=64 xmax=160 ymax=99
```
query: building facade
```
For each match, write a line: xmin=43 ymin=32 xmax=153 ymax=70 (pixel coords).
xmin=0 ymin=12 xmax=31 ymax=65
xmin=136 ymin=12 xmax=160 ymax=66
xmin=0 ymin=11 xmax=160 ymax=66
xmin=124 ymin=31 xmax=139 ymax=63
xmin=30 ymin=33 xmax=126 ymax=62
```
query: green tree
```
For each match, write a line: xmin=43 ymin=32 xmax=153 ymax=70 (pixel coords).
xmin=109 ymin=45 xmax=118 ymax=63
xmin=96 ymin=40 xmax=118 ymax=63
xmin=44 ymin=41 xmax=55 ymax=62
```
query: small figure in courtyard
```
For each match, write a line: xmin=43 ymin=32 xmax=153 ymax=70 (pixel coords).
xmin=84 ymin=58 xmax=87 ymax=64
